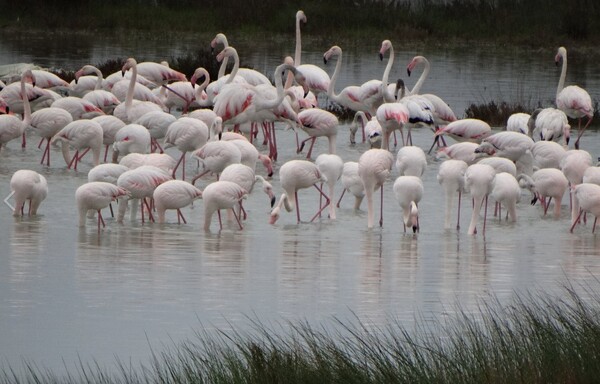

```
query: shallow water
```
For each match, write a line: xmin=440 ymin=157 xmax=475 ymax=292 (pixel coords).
xmin=1 ymin=34 xmax=600 ymax=375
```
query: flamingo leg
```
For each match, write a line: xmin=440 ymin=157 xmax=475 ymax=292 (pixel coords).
xmin=231 ymin=208 xmax=243 ymax=230
xmin=41 ymin=138 xmax=51 ymax=166
xmin=68 ymin=150 xmax=80 ymax=170
xmin=37 ymin=137 xmax=44 ymax=149
xmin=570 ymin=209 xmax=584 ymax=233
xmin=336 ymin=188 xmax=347 ymax=208
xmin=270 ymin=122 xmax=278 ymax=161
xmin=217 ymin=209 xmax=223 ymax=230
xmin=172 ymin=151 xmax=186 ymax=180
xmin=176 ymin=208 xmax=187 ymax=224
xmin=574 ymin=117 xmax=592 ymax=150
xmin=593 ymin=217 xmax=598 ymax=233
xmin=295 ymin=191 xmax=301 ymax=223
xmin=457 ymin=191 xmax=462 ymax=230
xmin=97 ymin=209 xmax=105 ymax=232
xmin=103 ymin=144 xmax=110 ymax=163
xmin=482 ymin=195 xmax=488 ymax=235
xmin=379 ymin=184 xmax=384 ymax=227
xmin=143 ymin=198 xmax=155 ymax=223
xmin=77 ymin=147 xmax=90 ymax=162
xmin=310 ymin=183 xmax=331 ymax=222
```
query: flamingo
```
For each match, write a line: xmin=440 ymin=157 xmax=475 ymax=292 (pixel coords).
xmin=153 ymin=180 xmax=203 ymax=224
xmin=0 ymin=74 xmax=52 ymax=115
xmin=434 ymin=118 xmax=492 ymax=146
xmin=555 ymin=46 xmax=593 ymax=149
xmin=51 ymin=96 xmax=104 ymax=120
xmin=225 ymin=138 xmax=273 ymax=177
xmin=396 ymin=145 xmax=427 ymax=177
xmin=375 ymin=99 xmax=410 ymax=150
xmin=518 ymin=168 xmax=568 ymax=219
xmin=51 ymin=119 xmax=103 ymax=171
xmin=293 ymin=10 xmax=330 ymax=101
xmin=490 ymin=172 xmax=520 ymax=222
xmin=92 ymin=115 xmax=126 ymax=163
xmin=296 ymin=108 xmax=339 ymax=158
xmin=205 ymin=46 xmax=249 ymax=105
xmin=465 ymin=163 xmax=496 ymax=235
xmin=393 ymin=175 xmax=424 ymax=233
xmin=75 ymin=65 xmax=121 ymax=113
xmin=210 ymin=33 xmax=271 ymax=86
xmin=111 ymin=123 xmax=151 ymax=163
xmin=75 ymin=181 xmax=129 ymax=231
xmin=506 ymin=112 xmax=530 ymax=135
xmin=30 ymin=69 xmax=69 ymax=89
xmin=220 ymin=163 xmax=276 ymax=219
xmin=474 ymin=131 xmax=535 ymax=174
xmin=114 ymin=58 xmax=164 ymax=123
xmin=87 ymin=162 xmax=130 ymax=218
xmin=528 ymin=107 xmax=570 ymax=145
xmin=531 ymin=140 xmax=567 ymax=169
xmin=133 ymin=110 xmax=175 ymax=153
xmin=560 ymin=149 xmax=593 ymax=226
xmin=316 ymin=153 xmax=344 ymax=220
xmin=134 ymin=60 xmax=187 ymax=86
xmin=202 ymin=180 xmax=248 ymax=231
xmin=30 ymin=107 xmax=73 ymax=166
xmin=0 ymin=70 xmax=34 ymax=150
xmin=436 ymin=142 xmax=480 ymax=165
xmin=437 ymin=159 xmax=468 ymax=230
xmin=358 ymin=148 xmax=395 ymax=228
xmin=163 ymin=116 xmax=210 ymax=180
xmin=323 ymin=45 xmax=368 ymax=116
xmin=190 ymin=140 xmax=242 ymax=184
xmin=118 ymin=153 xmax=177 ymax=174
xmin=336 ymin=161 xmax=365 ymax=211
xmin=4 ymin=169 xmax=48 ymax=217
xmin=351 ymin=111 xmax=382 ymax=148
xmin=477 ymin=157 xmax=517 ymax=177
xmin=116 ymin=165 xmax=172 ymax=223
xmin=269 ymin=159 xmax=330 ymax=224
xmin=570 ymin=183 xmax=600 ymax=233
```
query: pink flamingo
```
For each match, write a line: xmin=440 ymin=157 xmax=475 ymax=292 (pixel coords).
xmin=490 ymin=172 xmax=520 ymax=222
xmin=116 ymin=165 xmax=172 ymax=223
xmin=114 ymin=58 xmax=165 ymax=123
xmin=555 ymin=46 xmax=593 ymax=149
xmin=437 ymin=159 xmax=468 ymax=230
xmin=336 ymin=161 xmax=365 ymax=211
xmin=163 ymin=116 xmax=210 ymax=180
xmin=92 ymin=115 xmax=126 ymax=163
xmin=570 ymin=183 xmax=600 ymax=233
xmin=518 ymin=169 xmax=568 ymax=219
xmin=220 ymin=163 xmax=276 ymax=219
xmin=191 ymin=140 xmax=242 ymax=184
xmin=51 ymin=96 xmax=104 ymax=120
xmin=358 ymin=148 xmax=395 ymax=228
xmin=316 ymin=153 xmax=344 ymax=220
xmin=393 ymin=175 xmax=424 ymax=233
xmin=396 ymin=145 xmax=427 ymax=177
xmin=30 ymin=107 xmax=73 ymax=166
xmin=465 ymin=163 xmax=496 ymax=235
xmin=0 ymin=70 xmax=34 ymax=150
xmin=4 ymin=169 xmax=48 ymax=217
xmin=202 ymin=180 xmax=248 ymax=231
xmin=75 ymin=65 xmax=121 ymax=113
xmin=506 ymin=112 xmax=530 ymax=135
xmin=153 ymin=180 xmax=203 ymax=224
xmin=210 ymin=33 xmax=271 ymax=86
xmin=76 ymin=181 xmax=129 ymax=231
xmin=111 ymin=123 xmax=151 ymax=163
xmin=269 ymin=159 xmax=330 ymax=224
xmin=296 ymin=108 xmax=339 ymax=158
xmin=51 ymin=119 xmax=103 ymax=171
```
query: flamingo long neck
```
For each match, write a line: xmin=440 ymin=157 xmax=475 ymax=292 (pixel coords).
xmin=279 ymin=192 xmax=294 ymax=212
xmin=295 ymin=12 xmax=303 ymax=66
xmin=20 ymin=74 xmax=31 ymax=129
xmin=327 ymin=49 xmax=343 ymax=102
xmin=258 ymin=64 xmax=294 ymax=110
xmin=557 ymin=51 xmax=567 ymax=100
xmin=411 ymin=57 xmax=430 ymax=95
xmin=126 ymin=62 xmax=137 ymax=110
xmin=217 ymin=35 xmax=230 ymax=79
xmin=381 ymin=44 xmax=395 ymax=103
xmin=194 ymin=69 xmax=212 ymax=107
xmin=225 ymin=49 xmax=240 ymax=85
xmin=91 ymin=66 xmax=103 ymax=90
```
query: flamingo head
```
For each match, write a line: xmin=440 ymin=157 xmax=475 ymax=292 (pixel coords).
xmin=269 ymin=206 xmax=280 ymax=224
xmin=323 ymin=46 xmax=341 ymax=65
xmin=216 ymin=47 xmax=236 ymax=63
xmin=297 ymin=10 xmax=307 ymax=24
xmin=121 ymin=58 xmax=136 ymax=76
xmin=190 ymin=68 xmax=209 ymax=88
xmin=259 ymin=154 xmax=273 ymax=177
xmin=262 ymin=181 xmax=276 ymax=207
xmin=21 ymin=70 xmax=36 ymax=87
xmin=379 ymin=40 xmax=392 ymax=61
xmin=406 ymin=201 xmax=419 ymax=233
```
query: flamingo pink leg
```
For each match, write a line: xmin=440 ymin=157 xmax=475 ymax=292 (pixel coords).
xmin=310 ymin=184 xmax=331 ymax=222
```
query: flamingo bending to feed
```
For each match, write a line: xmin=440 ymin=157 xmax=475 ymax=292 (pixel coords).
xmin=0 ymin=70 xmax=34 ymax=150
xmin=465 ymin=163 xmax=496 ymax=235
xmin=316 ymin=153 xmax=344 ymax=220
xmin=269 ymin=159 xmax=330 ymax=224
xmin=437 ymin=159 xmax=468 ymax=230
xmin=570 ymin=183 xmax=600 ymax=233
xmin=4 ymin=170 xmax=48 ymax=217
xmin=153 ymin=179 xmax=203 ymax=224
xmin=202 ymin=180 xmax=248 ymax=231
xmin=336 ymin=161 xmax=365 ymax=211
xmin=51 ymin=119 xmax=103 ymax=171
xmin=393 ymin=175 xmax=424 ymax=233
xmin=518 ymin=168 xmax=568 ymax=219
xmin=358 ymin=148 xmax=395 ymax=228
xmin=76 ymin=181 xmax=129 ymax=231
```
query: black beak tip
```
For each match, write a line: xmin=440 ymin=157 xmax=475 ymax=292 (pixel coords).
xmin=268 ymin=171 xmax=273 ymax=178
xmin=379 ymin=53 xmax=383 ymax=61
xmin=270 ymin=196 xmax=276 ymax=207
xmin=407 ymin=69 xmax=412 ymax=77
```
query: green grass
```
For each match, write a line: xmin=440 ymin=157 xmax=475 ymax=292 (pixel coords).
xmin=4 ymin=284 xmax=600 ymax=383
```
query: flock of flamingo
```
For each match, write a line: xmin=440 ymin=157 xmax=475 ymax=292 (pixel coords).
xmin=1 ymin=10 xmax=599 ymax=236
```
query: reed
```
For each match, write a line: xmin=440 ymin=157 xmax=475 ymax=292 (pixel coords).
xmin=3 ymin=284 xmax=600 ymax=383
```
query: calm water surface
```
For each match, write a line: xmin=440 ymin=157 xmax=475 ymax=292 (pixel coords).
xmin=1 ymin=33 xmax=600 ymax=375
